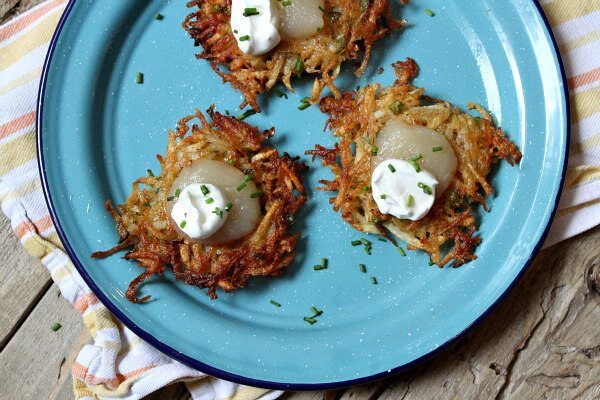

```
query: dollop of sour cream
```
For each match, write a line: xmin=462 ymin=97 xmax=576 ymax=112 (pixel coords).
xmin=231 ymin=0 xmax=281 ymax=56
xmin=372 ymin=159 xmax=438 ymax=221
xmin=170 ymin=183 xmax=229 ymax=240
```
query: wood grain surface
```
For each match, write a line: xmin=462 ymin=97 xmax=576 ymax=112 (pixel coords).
xmin=1 ymin=2 xmax=598 ymax=400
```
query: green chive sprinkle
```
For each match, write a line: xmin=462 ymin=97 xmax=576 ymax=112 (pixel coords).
xmin=239 ymin=35 xmax=250 ymax=41
xmin=362 ymin=185 xmax=370 ymax=191
xmin=310 ymin=307 xmax=322 ymax=316
xmin=351 ymin=240 xmax=362 ymax=246
xmin=360 ymin=238 xmax=371 ymax=246
xmin=237 ymin=182 xmax=247 ymax=191
xmin=135 ymin=72 xmax=143 ymax=84
xmin=166 ymin=196 xmax=174 ymax=201
xmin=418 ymin=182 xmax=433 ymax=195
xmin=380 ymin=194 xmax=387 ymax=199
xmin=429 ymin=260 xmax=435 ymax=266
xmin=359 ymin=263 xmax=366 ymax=273
xmin=432 ymin=146 xmax=443 ymax=152
xmin=213 ymin=207 xmax=223 ymax=218
xmin=180 ymin=220 xmax=187 ymax=228
xmin=272 ymin=87 xmax=288 ymax=99
xmin=410 ymin=153 xmax=422 ymax=162
xmin=225 ymin=202 xmax=233 ymax=212
xmin=147 ymin=169 xmax=154 ymax=176
xmin=370 ymin=145 xmax=379 ymax=156
xmin=409 ymin=160 xmax=421 ymax=173
xmin=175 ymin=188 xmax=181 ymax=198
xmin=406 ymin=194 xmax=414 ymax=207
xmin=378 ymin=238 xmax=387 ymax=242
xmin=397 ymin=247 xmax=406 ymax=256
xmin=155 ymin=13 xmax=164 ymax=20
xmin=51 ymin=322 xmax=61 ymax=332
xmin=250 ymin=190 xmax=262 ymax=198
xmin=205 ymin=197 xmax=214 ymax=204
xmin=321 ymin=258 xmax=328 ymax=268
xmin=244 ymin=174 xmax=254 ymax=182
xmin=425 ymin=8 xmax=435 ymax=17
xmin=389 ymin=100 xmax=405 ymax=115
xmin=236 ymin=109 xmax=256 ymax=120
xmin=200 ymin=184 xmax=209 ymax=195
xmin=270 ymin=300 xmax=281 ymax=307
xmin=388 ymin=164 xmax=396 ymax=173
xmin=228 ymin=159 xmax=234 ymax=164
xmin=243 ymin=7 xmax=259 ymax=16
xmin=298 ymin=101 xmax=311 ymax=110
xmin=474 ymin=117 xmax=482 ymax=125
xmin=314 ymin=264 xmax=327 ymax=270
xmin=303 ymin=317 xmax=316 ymax=325
xmin=364 ymin=246 xmax=372 ymax=255
xmin=319 ymin=5 xmax=325 ymax=12
xmin=282 ymin=0 xmax=292 ymax=5
xmin=370 ymin=276 xmax=378 ymax=284
xmin=294 ymin=58 xmax=304 ymax=77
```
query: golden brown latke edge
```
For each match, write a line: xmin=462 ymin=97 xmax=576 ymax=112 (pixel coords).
xmin=92 ymin=107 xmax=307 ymax=301
xmin=183 ymin=0 xmax=406 ymax=112
xmin=307 ymin=58 xmax=522 ymax=267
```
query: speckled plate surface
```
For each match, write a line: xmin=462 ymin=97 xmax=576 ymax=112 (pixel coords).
xmin=38 ymin=0 xmax=568 ymax=390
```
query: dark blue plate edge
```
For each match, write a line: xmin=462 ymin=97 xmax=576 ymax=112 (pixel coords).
xmin=36 ymin=0 xmax=570 ymax=391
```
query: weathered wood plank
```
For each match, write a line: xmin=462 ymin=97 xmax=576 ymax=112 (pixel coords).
xmin=282 ymin=390 xmax=340 ymax=400
xmin=376 ymin=227 xmax=600 ymax=400
xmin=0 ymin=0 xmax=46 ymax=23
xmin=0 ymin=284 xmax=88 ymax=400
xmin=0 ymin=213 xmax=52 ymax=348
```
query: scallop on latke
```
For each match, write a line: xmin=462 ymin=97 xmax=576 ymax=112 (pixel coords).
xmin=183 ymin=0 xmax=407 ymax=112
xmin=307 ymin=59 xmax=522 ymax=267
xmin=92 ymin=107 xmax=307 ymax=301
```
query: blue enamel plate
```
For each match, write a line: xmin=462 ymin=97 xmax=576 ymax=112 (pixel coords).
xmin=38 ymin=0 xmax=568 ymax=390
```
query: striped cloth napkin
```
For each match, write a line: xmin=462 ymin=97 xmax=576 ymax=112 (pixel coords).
xmin=0 ymin=0 xmax=598 ymax=399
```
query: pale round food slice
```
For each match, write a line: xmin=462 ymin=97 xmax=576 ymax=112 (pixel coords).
xmin=166 ymin=159 xmax=261 ymax=244
xmin=373 ymin=119 xmax=458 ymax=196
xmin=277 ymin=0 xmax=325 ymax=41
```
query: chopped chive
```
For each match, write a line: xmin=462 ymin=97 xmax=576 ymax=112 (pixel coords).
xmin=409 ymin=160 xmax=421 ymax=172
xmin=370 ymin=276 xmax=378 ymax=284
xmin=50 ymin=322 xmax=61 ymax=332
xmin=244 ymin=174 xmax=254 ymax=182
xmin=233 ymin=29 xmax=238 ymax=34
xmin=397 ymin=247 xmax=406 ymax=256
xmin=418 ymin=182 xmax=433 ymax=195
xmin=321 ymin=258 xmax=328 ymax=268
xmin=282 ymin=0 xmax=292 ymax=5
xmin=237 ymin=182 xmax=247 ymax=191
xmin=154 ymin=13 xmax=164 ymax=20
xmin=213 ymin=207 xmax=223 ymax=218
xmin=310 ymin=307 xmax=322 ymax=317
xmin=360 ymin=238 xmax=371 ymax=246
xmin=239 ymin=35 xmax=250 ymax=41
xmin=180 ymin=220 xmax=187 ymax=228
xmin=429 ymin=260 xmax=435 ymax=266
xmin=175 ymin=188 xmax=181 ymax=198
xmin=425 ymin=8 xmax=435 ymax=17
xmin=406 ymin=194 xmax=414 ymax=207
xmin=146 ymin=169 xmax=154 ymax=176
xmin=135 ymin=72 xmax=144 ymax=84
xmin=474 ymin=117 xmax=482 ymax=125
xmin=225 ymin=202 xmax=233 ymax=212
xmin=294 ymin=58 xmax=304 ymax=77
xmin=228 ymin=159 xmax=234 ymax=165
xmin=272 ymin=87 xmax=288 ymax=99
xmin=205 ymin=197 xmax=214 ymax=204
xmin=313 ymin=264 xmax=327 ymax=270
xmin=298 ymin=103 xmax=311 ymax=110
xmin=200 ymin=184 xmax=209 ymax=195
xmin=362 ymin=185 xmax=370 ymax=191
xmin=378 ymin=238 xmax=387 ymax=242
xmin=410 ymin=153 xmax=422 ymax=162
xmin=166 ymin=196 xmax=174 ymax=201
xmin=359 ymin=263 xmax=366 ymax=273
xmin=380 ymin=194 xmax=387 ymax=199
xmin=389 ymin=100 xmax=406 ymax=114
xmin=236 ymin=109 xmax=256 ymax=120
xmin=318 ymin=5 xmax=325 ymax=12
xmin=370 ymin=145 xmax=379 ymax=156
xmin=388 ymin=164 xmax=396 ymax=173
xmin=351 ymin=240 xmax=362 ymax=246
xmin=250 ymin=190 xmax=262 ymax=198
xmin=243 ymin=7 xmax=259 ymax=16
xmin=364 ymin=246 xmax=372 ymax=255
xmin=303 ymin=317 xmax=317 ymax=324
xmin=270 ymin=300 xmax=281 ymax=307
xmin=432 ymin=146 xmax=443 ymax=152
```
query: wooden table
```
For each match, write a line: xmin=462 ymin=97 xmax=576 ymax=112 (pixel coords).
xmin=1 ymin=2 xmax=599 ymax=400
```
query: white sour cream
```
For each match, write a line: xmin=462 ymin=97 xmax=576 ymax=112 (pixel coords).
xmin=170 ymin=183 xmax=230 ymax=240
xmin=372 ymin=159 xmax=438 ymax=221
xmin=231 ymin=0 xmax=281 ymax=56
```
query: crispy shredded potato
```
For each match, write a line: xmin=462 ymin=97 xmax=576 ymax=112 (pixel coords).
xmin=307 ymin=59 xmax=522 ymax=267
xmin=183 ymin=0 xmax=406 ymax=111
xmin=92 ymin=107 xmax=307 ymax=301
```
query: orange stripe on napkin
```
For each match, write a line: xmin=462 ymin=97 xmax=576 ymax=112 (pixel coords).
xmin=568 ymin=66 xmax=600 ymax=90
xmin=0 ymin=111 xmax=35 ymax=139
xmin=74 ymin=292 xmax=101 ymax=314
xmin=14 ymin=215 xmax=53 ymax=239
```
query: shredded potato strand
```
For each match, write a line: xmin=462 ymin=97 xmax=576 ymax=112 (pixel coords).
xmin=93 ymin=108 xmax=307 ymax=301
xmin=307 ymin=59 xmax=522 ymax=267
